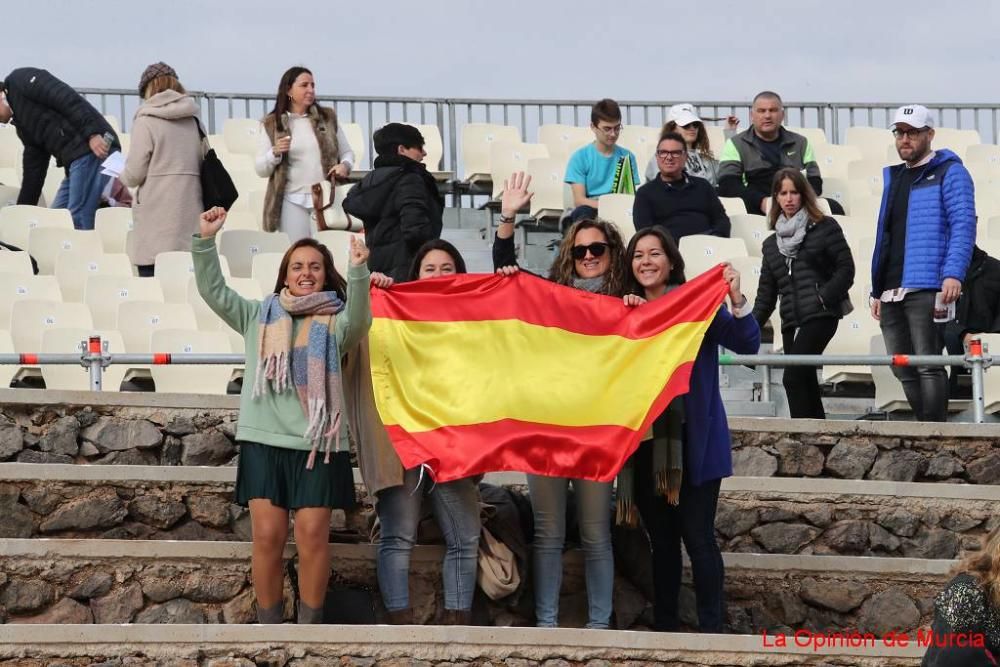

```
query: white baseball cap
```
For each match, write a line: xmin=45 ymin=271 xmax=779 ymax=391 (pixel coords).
xmin=667 ymin=103 xmax=702 ymax=127
xmin=891 ymin=105 xmax=934 ymax=130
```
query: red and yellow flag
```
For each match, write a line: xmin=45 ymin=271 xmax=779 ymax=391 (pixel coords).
xmin=368 ymin=265 xmax=729 ymax=482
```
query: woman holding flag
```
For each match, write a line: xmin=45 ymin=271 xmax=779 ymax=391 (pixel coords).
xmin=620 ymin=226 xmax=760 ymax=632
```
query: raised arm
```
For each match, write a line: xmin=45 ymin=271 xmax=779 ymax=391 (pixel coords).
xmin=191 ymin=207 xmax=259 ymax=334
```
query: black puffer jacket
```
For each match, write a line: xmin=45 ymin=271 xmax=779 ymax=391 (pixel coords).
xmin=955 ymin=246 xmax=1000 ymax=337
xmin=3 ymin=68 xmax=118 ymax=206
xmin=342 ymin=155 xmax=443 ymax=282
xmin=752 ymin=216 xmax=855 ymax=331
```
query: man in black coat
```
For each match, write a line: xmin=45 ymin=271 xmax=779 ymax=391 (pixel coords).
xmin=0 ymin=67 xmax=119 ymax=230
xmin=342 ymin=123 xmax=443 ymax=281
xmin=945 ymin=245 xmax=1000 ymax=396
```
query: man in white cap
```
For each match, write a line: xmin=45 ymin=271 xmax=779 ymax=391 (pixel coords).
xmin=870 ymin=104 xmax=976 ymax=421
xmin=642 ymin=103 xmax=739 ymax=185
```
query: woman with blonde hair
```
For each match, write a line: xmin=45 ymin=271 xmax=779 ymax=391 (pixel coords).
xmin=922 ymin=527 xmax=1000 ymax=665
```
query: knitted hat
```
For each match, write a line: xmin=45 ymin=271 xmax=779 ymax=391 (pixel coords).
xmin=138 ymin=62 xmax=178 ymax=96
xmin=373 ymin=123 xmax=425 ymax=156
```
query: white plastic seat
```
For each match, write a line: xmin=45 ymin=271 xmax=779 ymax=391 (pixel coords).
xmin=846 ymin=160 xmax=887 ymax=193
xmin=461 ymin=123 xmax=522 ymax=181
xmin=186 ymin=275 xmax=263 ymax=337
xmin=728 ymin=215 xmax=771 ymax=257
xmin=10 ymin=299 xmax=92 ymax=353
xmin=149 ymin=328 xmax=236 ymax=395
xmin=812 ymin=144 xmax=864 ymax=180
xmin=785 ymin=126 xmax=828 ymax=146
xmin=0 ymin=274 xmax=62 ymax=329
xmin=406 ymin=123 xmax=444 ymax=171
xmin=678 ymin=235 xmax=749 ymax=279
xmin=0 ymin=184 xmax=19 ymax=207
xmin=489 ymin=142 xmax=549 ymax=198
xmin=0 ymin=205 xmax=74 ymax=250
xmin=222 ymin=119 xmax=262 ymax=156
xmin=341 ymin=123 xmax=366 ymax=168
xmin=103 ymin=115 xmax=122 ymax=134
xmin=596 ymin=194 xmax=636 ymax=242
xmin=40 ymin=328 xmax=127 ymax=392
xmin=932 ymin=128 xmax=981 ymax=158
xmin=821 ymin=177 xmax=876 ymax=216
xmin=0 ymin=250 xmax=34 ymax=276
xmin=0 ymin=329 xmax=15 ymax=388
xmin=28 ymin=227 xmax=104 ymax=275
xmin=832 ymin=215 xmax=873 ymax=242
xmin=40 ymin=161 xmax=67 ymax=208
xmin=55 ymin=251 xmax=133 ymax=302
xmin=94 ymin=208 xmax=134 ymax=254
xmin=526 ymin=157 xmax=570 ymax=219
xmin=217 ymin=230 xmax=291 ymax=278
xmin=719 ymin=197 xmax=749 ymax=216
xmin=84 ymin=275 xmax=165 ymax=330
xmin=844 ymin=126 xmax=895 ymax=163
xmin=536 ymin=125 xmax=593 ymax=162
xmin=821 ymin=308 xmax=882 ymax=386
xmin=314 ymin=230 xmax=353 ymax=275
xmin=726 ymin=255 xmax=764 ymax=317
xmin=117 ymin=301 xmax=199 ymax=353
xmin=617 ymin=126 xmax=659 ymax=179
xmin=154 ymin=251 xmax=231 ymax=303
xmin=250 ymin=253 xmax=285 ymax=295
xmin=978 ymin=334 xmax=1000 ymax=414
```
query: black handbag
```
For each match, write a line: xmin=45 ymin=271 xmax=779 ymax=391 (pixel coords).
xmin=194 ymin=120 xmax=239 ymax=211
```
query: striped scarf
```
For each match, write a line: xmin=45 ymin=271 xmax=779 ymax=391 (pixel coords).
xmin=255 ymin=288 xmax=345 ymax=469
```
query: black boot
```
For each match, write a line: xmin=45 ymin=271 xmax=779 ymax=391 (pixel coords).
xmin=257 ymin=601 xmax=284 ymax=624
xmin=386 ymin=608 xmax=414 ymax=625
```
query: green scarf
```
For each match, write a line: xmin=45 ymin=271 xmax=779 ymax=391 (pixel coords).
xmin=616 ymin=397 xmax=685 ymax=527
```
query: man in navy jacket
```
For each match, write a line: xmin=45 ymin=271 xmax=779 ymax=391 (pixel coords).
xmin=870 ymin=105 xmax=976 ymax=421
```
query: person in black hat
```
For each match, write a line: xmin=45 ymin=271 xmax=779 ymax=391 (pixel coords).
xmin=0 ymin=67 xmax=119 ymax=229
xmin=342 ymin=122 xmax=443 ymax=281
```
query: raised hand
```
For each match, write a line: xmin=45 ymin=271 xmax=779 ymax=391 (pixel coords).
xmin=495 ymin=265 xmax=520 ymax=277
xmin=623 ymin=294 xmax=646 ymax=307
xmin=500 ymin=171 xmax=533 ymax=220
xmin=722 ymin=262 xmax=743 ymax=305
xmin=273 ymin=135 xmax=291 ymax=157
xmin=349 ymin=235 xmax=370 ymax=266
xmin=199 ymin=207 xmax=227 ymax=238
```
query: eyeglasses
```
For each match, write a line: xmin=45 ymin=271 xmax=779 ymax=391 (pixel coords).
xmin=571 ymin=242 xmax=609 ymax=260
xmin=596 ymin=124 xmax=622 ymax=135
xmin=891 ymin=127 xmax=930 ymax=139
xmin=656 ymin=149 xmax=686 ymax=159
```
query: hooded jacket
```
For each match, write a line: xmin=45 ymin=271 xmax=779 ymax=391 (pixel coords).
xmin=120 ymin=90 xmax=204 ymax=266
xmin=342 ymin=156 xmax=443 ymax=281
xmin=4 ymin=67 xmax=119 ymax=206
xmin=870 ymin=149 xmax=976 ymax=296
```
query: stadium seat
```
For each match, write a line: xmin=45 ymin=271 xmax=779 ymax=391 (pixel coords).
xmin=719 ymin=197 xmax=748 ymax=216
xmin=154 ymin=251 xmax=231 ymax=303
xmin=0 ymin=274 xmax=62 ymax=329
xmin=786 ymin=126 xmax=827 ymax=145
xmin=846 ymin=160 xmax=887 ymax=193
xmin=832 ymin=215 xmax=873 ymax=242
xmin=217 ymin=229 xmax=291 ymax=278
xmin=812 ymin=144 xmax=864 ymax=180
xmin=27 ymin=227 xmax=104 ymax=275
xmin=220 ymin=209 xmax=260 ymax=231
xmin=186 ymin=274 xmax=263 ymax=333
xmin=820 ymin=311 xmax=882 ymax=386
xmin=821 ymin=177 xmax=876 ymax=216
xmin=596 ymin=194 xmax=636 ymax=242
xmin=247 ymin=189 xmax=267 ymax=227
xmin=728 ymin=214 xmax=770 ymax=257
xmin=0 ymin=167 xmax=18 ymax=189
xmin=489 ymin=142 xmax=549 ymax=198
xmin=0 ymin=329 xmax=15 ymax=388
xmin=55 ymin=252 xmax=133 ymax=302
xmin=0 ymin=185 xmax=19 ymax=207
xmin=0 ymin=251 xmax=34 ymax=276
xmin=149 ymin=329 xmax=235 ymax=395
xmin=84 ymin=275 xmax=165 ymax=330
xmin=979 ymin=334 xmax=1000 ymax=414
xmin=118 ymin=301 xmax=199 ymax=354
xmin=341 ymin=123 xmax=366 ymax=169
xmin=94 ymin=208 xmax=134 ymax=254
xmin=222 ymin=119 xmax=262 ymax=156
xmin=933 ymin=128 xmax=981 ymax=157
xmin=314 ymin=230 xmax=353 ymax=274
xmin=39 ymin=162 xmax=67 ymax=208
xmin=617 ymin=126 xmax=659 ymax=180
xmin=704 ymin=126 xmax=726 ymax=155
xmin=0 ymin=205 xmax=74 ymax=251
xmin=0 ymin=126 xmax=22 ymax=171
xmin=844 ymin=126 xmax=895 ymax=163
xmin=965 ymin=144 xmax=1000 ymax=172
xmin=678 ymin=235 xmax=748 ymax=279
xmin=537 ymin=125 xmax=592 ymax=162
xmin=10 ymin=299 xmax=92 ymax=352
xmin=983 ymin=216 xmax=1000 ymax=240
xmin=725 ymin=255 xmax=763 ymax=313
xmin=407 ymin=123 xmax=444 ymax=171
xmin=251 ymin=252 xmax=284 ymax=294
xmin=40 ymin=328 xmax=127 ymax=392
xmin=461 ymin=123 xmax=522 ymax=182
xmin=118 ymin=133 xmax=130 ymax=154
xmin=526 ymin=157 xmax=570 ymax=220
xmin=104 ymin=115 xmax=122 ymax=134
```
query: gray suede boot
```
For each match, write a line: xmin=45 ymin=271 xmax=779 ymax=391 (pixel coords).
xmin=297 ymin=600 xmax=325 ymax=624
xmin=257 ymin=601 xmax=284 ymax=624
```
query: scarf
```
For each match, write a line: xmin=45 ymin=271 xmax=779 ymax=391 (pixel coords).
xmin=616 ymin=398 xmax=685 ymax=526
xmin=255 ymin=289 xmax=346 ymax=469
xmin=571 ymin=275 xmax=606 ymax=294
xmin=774 ymin=208 xmax=810 ymax=259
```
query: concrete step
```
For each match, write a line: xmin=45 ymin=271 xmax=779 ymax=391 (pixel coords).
xmin=722 ymin=399 xmax=777 ymax=417
xmin=0 ymin=624 xmax=925 ymax=666
xmin=0 ymin=537 xmax=949 ymax=637
xmin=3 ymin=464 xmax=994 ymax=560
xmin=440 ymin=228 xmax=486 ymax=242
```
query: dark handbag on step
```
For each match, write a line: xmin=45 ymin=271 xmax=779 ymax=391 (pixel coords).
xmin=194 ymin=120 xmax=239 ymax=211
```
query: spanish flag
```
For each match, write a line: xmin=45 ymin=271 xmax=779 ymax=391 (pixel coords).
xmin=368 ymin=265 xmax=729 ymax=483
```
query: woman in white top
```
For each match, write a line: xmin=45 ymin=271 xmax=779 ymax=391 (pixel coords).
xmin=256 ymin=66 xmax=355 ymax=243
xmin=643 ymin=104 xmax=739 ymax=186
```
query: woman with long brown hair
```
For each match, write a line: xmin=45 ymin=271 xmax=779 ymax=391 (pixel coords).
xmin=752 ymin=167 xmax=854 ymax=419
xmin=643 ymin=104 xmax=739 ymax=185
xmin=493 ymin=172 xmax=626 ymax=629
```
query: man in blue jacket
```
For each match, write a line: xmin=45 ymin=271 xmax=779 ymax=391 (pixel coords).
xmin=870 ymin=105 xmax=976 ymax=422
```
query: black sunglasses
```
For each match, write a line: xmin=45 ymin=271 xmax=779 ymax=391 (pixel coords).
xmin=572 ymin=242 xmax=609 ymax=260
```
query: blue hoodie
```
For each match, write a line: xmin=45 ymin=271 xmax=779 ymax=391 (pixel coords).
xmin=871 ymin=149 xmax=976 ymax=296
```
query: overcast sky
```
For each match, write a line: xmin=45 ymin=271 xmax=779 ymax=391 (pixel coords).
xmin=3 ymin=0 xmax=998 ymax=104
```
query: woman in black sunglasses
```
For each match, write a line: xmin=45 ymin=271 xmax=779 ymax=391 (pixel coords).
xmin=493 ymin=171 xmax=627 ymax=630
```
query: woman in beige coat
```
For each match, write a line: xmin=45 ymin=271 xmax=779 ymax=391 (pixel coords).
xmin=121 ymin=62 xmax=203 ymax=276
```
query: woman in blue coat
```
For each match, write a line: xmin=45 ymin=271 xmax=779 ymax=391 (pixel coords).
xmin=621 ymin=226 xmax=760 ymax=632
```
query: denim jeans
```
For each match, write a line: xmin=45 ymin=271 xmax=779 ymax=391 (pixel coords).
xmin=632 ymin=440 xmax=725 ymax=632
xmin=527 ymin=474 xmax=613 ymax=629
xmin=51 ymin=153 xmax=110 ymax=230
xmin=375 ymin=467 xmax=480 ymax=612
xmin=879 ymin=290 xmax=948 ymax=421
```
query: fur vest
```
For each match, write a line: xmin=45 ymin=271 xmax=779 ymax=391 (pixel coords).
xmin=261 ymin=105 xmax=341 ymax=232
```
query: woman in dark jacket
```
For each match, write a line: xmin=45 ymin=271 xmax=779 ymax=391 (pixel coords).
xmin=342 ymin=123 xmax=443 ymax=281
xmin=752 ymin=167 xmax=854 ymax=419
xmin=621 ymin=227 xmax=760 ymax=632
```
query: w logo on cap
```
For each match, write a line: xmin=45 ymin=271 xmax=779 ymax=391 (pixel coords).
xmin=903 ymin=108 xmax=915 ymax=115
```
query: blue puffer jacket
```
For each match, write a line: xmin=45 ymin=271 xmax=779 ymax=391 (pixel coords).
xmin=871 ymin=149 xmax=976 ymax=296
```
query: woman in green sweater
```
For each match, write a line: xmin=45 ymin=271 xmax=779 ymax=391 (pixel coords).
xmin=193 ymin=206 xmax=372 ymax=624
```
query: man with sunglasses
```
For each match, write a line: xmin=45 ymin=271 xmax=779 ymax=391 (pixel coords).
xmin=564 ymin=98 xmax=640 ymax=224
xmin=632 ymin=131 xmax=730 ymax=242
xmin=870 ymin=105 xmax=976 ymax=422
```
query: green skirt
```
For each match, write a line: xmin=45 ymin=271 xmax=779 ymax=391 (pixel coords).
xmin=234 ymin=441 xmax=357 ymax=510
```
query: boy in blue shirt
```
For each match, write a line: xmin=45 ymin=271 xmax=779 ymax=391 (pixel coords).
xmin=565 ymin=98 xmax=640 ymax=223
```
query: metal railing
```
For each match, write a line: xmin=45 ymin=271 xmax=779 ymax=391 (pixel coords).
xmin=5 ymin=336 xmax=995 ymax=423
